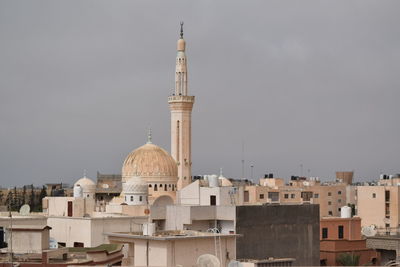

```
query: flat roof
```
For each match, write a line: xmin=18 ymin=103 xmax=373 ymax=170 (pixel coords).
xmin=6 ymin=225 xmax=51 ymax=231
xmin=106 ymin=231 xmax=239 ymax=241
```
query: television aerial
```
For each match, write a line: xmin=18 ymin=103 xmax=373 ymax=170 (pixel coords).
xmin=361 ymin=225 xmax=377 ymax=237
xmin=197 ymin=254 xmax=220 ymax=267
xmin=19 ymin=204 xmax=30 ymax=215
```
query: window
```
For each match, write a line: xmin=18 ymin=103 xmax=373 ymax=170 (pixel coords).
xmin=284 ymin=194 xmax=289 ymax=199
xmin=149 ymin=184 xmax=152 ymax=188
xmin=139 ymin=196 xmax=143 ymax=202
xmin=67 ymin=201 xmax=73 ymax=217
xmin=338 ymin=199 xmax=342 ymax=203
xmin=328 ymin=201 xmax=331 ymax=205
xmin=125 ymin=196 xmax=127 ymax=202
xmin=322 ymin=228 xmax=328 ymax=239
xmin=160 ymin=184 xmax=163 ymax=189
xmin=328 ymin=211 xmax=333 ymax=216
xmin=259 ymin=194 xmax=264 ymax=199
xmin=291 ymin=194 xmax=295 ymax=199
xmin=314 ymin=193 xmax=319 ymax=198
xmin=210 ymin=195 xmax=216 ymax=206
xmin=164 ymin=184 xmax=167 ymax=191
xmin=328 ymin=192 xmax=332 ymax=196
xmin=130 ymin=196 xmax=133 ymax=201
xmin=338 ymin=191 xmax=342 ymax=195
xmin=154 ymin=184 xmax=158 ymax=191
xmin=244 ymin=191 xmax=249 ymax=202
xmin=372 ymin=193 xmax=376 ymax=198
xmin=74 ymin=242 xmax=84 ymax=247
xmin=385 ymin=190 xmax=390 ymax=202
xmin=338 ymin=225 xmax=344 ymax=239
xmin=268 ymin=192 xmax=279 ymax=202
xmin=169 ymin=184 xmax=171 ymax=188
xmin=338 ymin=208 xmax=341 ymax=212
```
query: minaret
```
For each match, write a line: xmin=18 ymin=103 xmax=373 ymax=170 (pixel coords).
xmin=169 ymin=22 xmax=195 ymax=190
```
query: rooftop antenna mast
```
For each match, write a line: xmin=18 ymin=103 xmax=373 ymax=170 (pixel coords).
xmin=241 ymin=139 xmax=245 ymax=179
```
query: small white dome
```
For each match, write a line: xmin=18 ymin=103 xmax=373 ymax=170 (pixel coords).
xmin=123 ymin=176 xmax=148 ymax=195
xmin=75 ymin=176 xmax=95 ymax=186
xmin=74 ymin=176 xmax=96 ymax=192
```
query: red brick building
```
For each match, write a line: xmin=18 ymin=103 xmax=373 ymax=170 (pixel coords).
xmin=320 ymin=217 xmax=379 ymax=266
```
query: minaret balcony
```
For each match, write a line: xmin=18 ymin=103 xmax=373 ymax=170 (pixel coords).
xmin=168 ymin=95 xmax=195 ymax=103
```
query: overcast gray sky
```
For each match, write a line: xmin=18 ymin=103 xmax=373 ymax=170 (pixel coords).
xmin=1 ymin=1 xmax=399 ymax=187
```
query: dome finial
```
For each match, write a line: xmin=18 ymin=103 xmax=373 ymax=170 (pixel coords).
xmin=147 ymin=128 xmax=152 ymax=144
xmin=219 ymin=167 xmax=223 ymax=177
xmin=180 ymin=21 xmax=184 ymax=39
xmin=83 ymin=169 xmax=87 ymax=178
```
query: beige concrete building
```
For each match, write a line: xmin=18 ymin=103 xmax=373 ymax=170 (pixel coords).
xmin=47 ymin=215 xmax=147 ymax=248
xmin=107 ymin=230 xmax=237 ymax=266
xmin=357 ymin=184 xmax=400 ymax=228
xmin=5 ymin=225 xmax=51 ymax=254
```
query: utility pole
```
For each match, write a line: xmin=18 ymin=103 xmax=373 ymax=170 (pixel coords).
xmin=8 ymin=202 xmax=13 ymax=266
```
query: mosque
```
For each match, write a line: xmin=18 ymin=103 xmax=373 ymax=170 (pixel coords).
xmin=73 ymin=23 xmax=195 ymax=208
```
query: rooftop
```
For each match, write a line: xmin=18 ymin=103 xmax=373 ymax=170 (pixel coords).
xmin=107 ymin=230 xmax=239 ymax=241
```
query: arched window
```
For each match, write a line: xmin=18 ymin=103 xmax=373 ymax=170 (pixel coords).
xmin=154 ymin=184 xmax=158 ymax=191
xmin=164 ymin=184 xmax=167 ymax=191
xmin=149 ymin=184 xmax=152 ymax=188
xmin=130 ymin=196 xmax=133 ymax=201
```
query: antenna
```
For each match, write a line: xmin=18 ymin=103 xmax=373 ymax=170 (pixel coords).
xmin=197 ymin=254 xmax=220 ymax=267
xmin=241 ymin=139 xmax=245 ymax=179
xmin=250 ymin=165 xmax=254 ymax=181
xmin=300 ymin=164 xmax=303 ymax=177
xmin=19 ymin=204 xmax=30 ymax=216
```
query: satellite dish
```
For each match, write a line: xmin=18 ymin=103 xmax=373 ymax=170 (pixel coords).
xmin=197 ymin=254 xmax=220 ymax=267
xmin=228 ymin=260 xmax=244 ymax=267
xmin=362 ymin=225 xmax=377 ymax=237
xmin=49 ymin=237 xmax=59 ymax=249
xmin=19 ymin=204 xmax=30 ymax=215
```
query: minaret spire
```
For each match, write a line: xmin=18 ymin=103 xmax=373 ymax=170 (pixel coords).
xmin=147 ymin=128 xmax=152 ymax=144
xmin=180 ymin=21 xmax=184 ymax=39
xmin=169 ymin=23 xmax=195 ymax=190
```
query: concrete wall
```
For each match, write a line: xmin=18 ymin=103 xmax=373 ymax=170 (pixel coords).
xmin=44 ymin=197 xmax=95 ymax=217
xmin=178 ymin=180 xmax=200 ymax=205
xmin=235 ymin=204 xmax=320 ymax=266
xmin=131 ymin=237 xmax=236 ymax=267
xmin=7 ymin=229 xmax=48 ymax=253
xmin=47 ymin=216 xmax=146 ymax=247
xmin=357 ymin=186 xmax=387 ymax=227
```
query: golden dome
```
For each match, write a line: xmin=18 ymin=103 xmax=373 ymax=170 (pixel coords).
xmin=122 ymin=143 xmax=178 ymax=182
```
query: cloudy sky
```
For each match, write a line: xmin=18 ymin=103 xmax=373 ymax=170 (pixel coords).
xmin=1 ymin=1 xmax=399 ymax=187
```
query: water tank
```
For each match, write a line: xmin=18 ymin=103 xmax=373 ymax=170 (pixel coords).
xmin=73 ymin=185 xmax=83 ymax=198
xmin=143 ymin=223 xmax=155 ymax=236
xmin=380 ymin=174 xmax=385 ymax=180
xmin=209 ymin=175 xmax=219 ymax=187
xmin=341 ymin=206 xmax=352 ymax=218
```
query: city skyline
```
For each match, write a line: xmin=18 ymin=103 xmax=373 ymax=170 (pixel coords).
xmin=1 ymin=1 xmax=400 ymax=187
